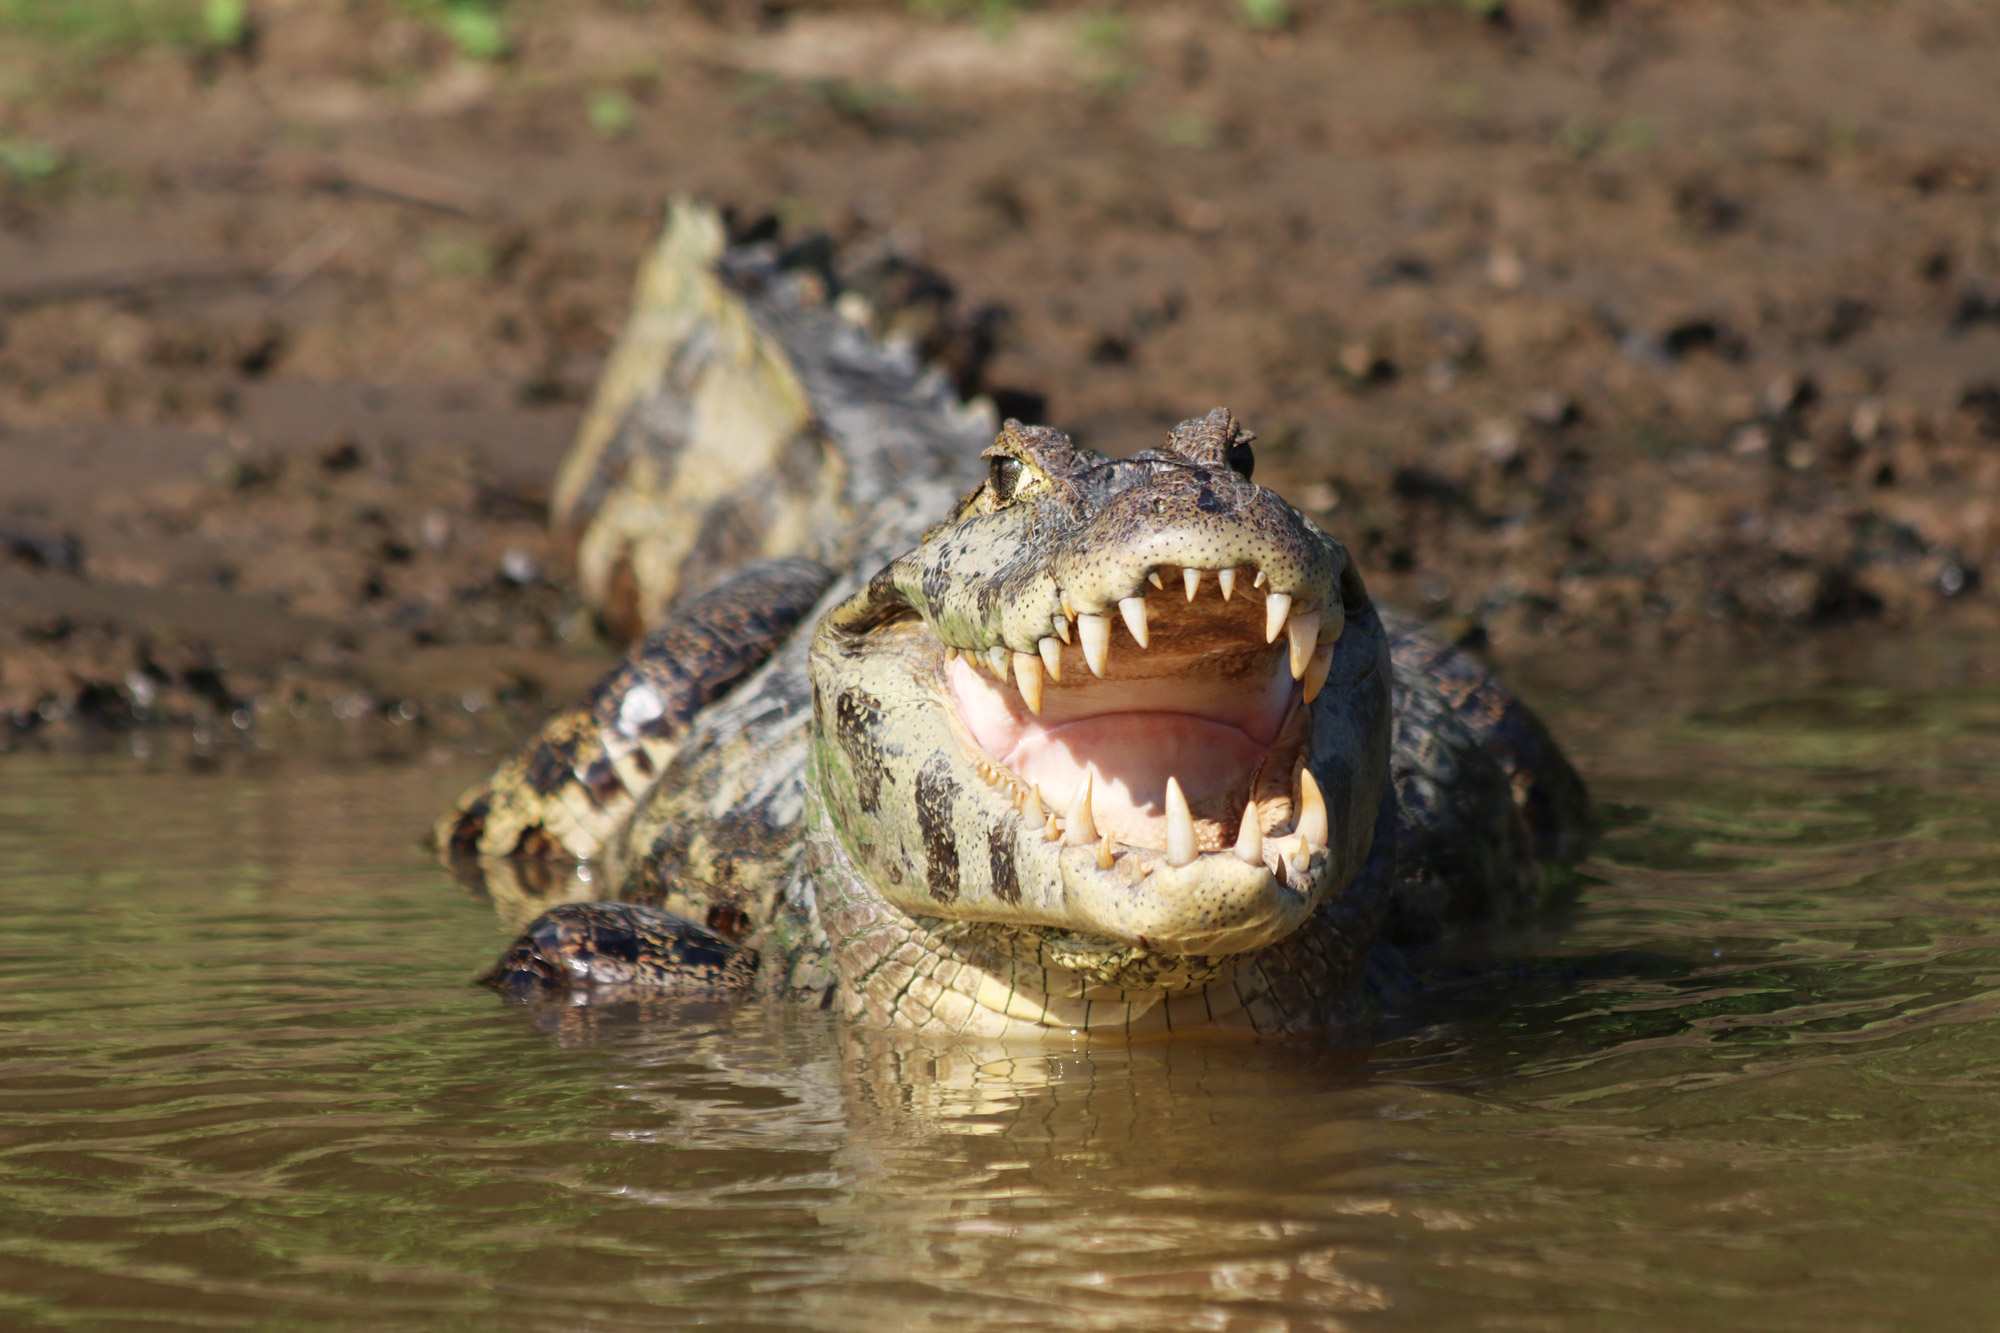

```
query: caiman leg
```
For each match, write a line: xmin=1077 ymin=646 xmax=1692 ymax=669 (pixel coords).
xmin=1379 ymin=611 xmax=1594 ymax=948
xmin=438 ymin=555 xmax=833 ymax=1000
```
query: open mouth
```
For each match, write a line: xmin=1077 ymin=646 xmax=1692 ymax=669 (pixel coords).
xmin=945 ymin=564 xmax=1343 ymax=882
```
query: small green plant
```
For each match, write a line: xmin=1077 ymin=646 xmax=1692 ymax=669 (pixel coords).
xmin=0 ymin=0 xmax=205 ymax=58
xmin=439 ymin=1 xmax=507 ymax=60
xmin=201 ymin=0 xmax=245 ymax=47
xmin=1077 ymin=8 xmax=1130 ymax=51
xmin=906 ymin=0 xmax=1031 ymax=29
xmin=0 ymin=137 xmax=64 ymax=185
xmin=587 ymin=88 xmax=634 ymax=139
xmin=1239 ymin=0 xmax=1290 ymax=32
xmin=1157 ymin=109 xmax=1217 ymax=149
xmin=423 ymin=232 xmax=493 ymax=277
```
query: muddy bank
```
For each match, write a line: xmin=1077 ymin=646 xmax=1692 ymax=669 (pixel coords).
xmin=1 ymin=0 xmax=1996 ymax=742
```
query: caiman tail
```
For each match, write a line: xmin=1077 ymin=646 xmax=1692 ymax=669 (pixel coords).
xmin=438 ymin=200 xmax=990 ymax=886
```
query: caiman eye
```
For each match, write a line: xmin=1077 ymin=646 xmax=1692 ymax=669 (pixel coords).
xmin=1225 ymin=441 xmax=1255 ymax=480
xmin=989 ymin=456 xmax=1025 ymax=502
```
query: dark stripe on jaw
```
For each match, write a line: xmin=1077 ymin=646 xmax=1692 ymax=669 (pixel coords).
xmin=987 ymin=822 xmax=1021 ymax=904
xmin=914 ymin=752 xmax=961 ymax=904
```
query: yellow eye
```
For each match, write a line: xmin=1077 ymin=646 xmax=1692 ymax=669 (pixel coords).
xmin=989 ymin=456 xmax=1025 ymax=502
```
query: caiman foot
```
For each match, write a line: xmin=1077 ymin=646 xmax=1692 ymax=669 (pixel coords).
xmin=479 ymin=902 xmax=759 ymax=1003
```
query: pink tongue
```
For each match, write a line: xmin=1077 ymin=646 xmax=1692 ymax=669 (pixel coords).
xmin=1006 ymin=713 xmax=1265 ymax=830
xmin=949 ymin=658 xmax=1269 ymax=841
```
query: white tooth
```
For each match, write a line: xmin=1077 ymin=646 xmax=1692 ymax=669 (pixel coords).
xmin=1014 ymin=651 xmax=1043 ymax=714
xmin=1287 ymin=609 xmax=1320 ymax=678
xmin=1077 ymin=613 xmax=1111 ymax=677
xmin=1061 ymin=589 xmax=1076 ymax=620
xmin=1298 ymin=768 xmax=1328 ymax=849
xmin=1097 ymin=834 xmax=1116 ymax=871
xmin=1063 ymin=769 xmax=1097 ymax=845
xmin=1184 ymin=567 xmax=1202 ymax=600
xmin=1164 ymin=776 xmax=1197 ymax=867
xmin=1319 ymin=599 xmax=1345 ymax=644
xmin=1233 ymin=800 xmax=1262 ymax=864
xmin=1045 ymin=812 xmax=1061 ymax=842
xmin=1264 ymin=591 xmax=1292 ymax=644
xmin=1023 ymin=786 xmax=1045 ymax=825
xmin=987 ymin=645 xmax=1011 ymax=681
xmin=1254 ymin=569 xmax=1267 ymax=588
xmin=1038 ymin=635 xmax=1063 ymax=683
xmin=1303 ymin=644 xmax=1335 ymax=703
xmin=1052 ymin=614 xmax=1072 ymax=644
xmin=1148 ymin=571 xmax=1165 ymax=590
xmin=1118 ymin=596 xmax=1150 ymax=649
xmin=1217 ymin=568 xmax=1237 ymax=600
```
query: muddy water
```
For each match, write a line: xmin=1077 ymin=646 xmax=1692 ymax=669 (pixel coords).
xmin=3 ymin=671 xmax=1999 ymax=1331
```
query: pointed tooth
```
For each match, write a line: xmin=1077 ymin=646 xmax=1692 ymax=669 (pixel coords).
xmin=1303 ymin=644 xmax=1335 ymax=703
xmin=1253 ymin=569 xmax=1267 ymax=588
xmin=1164 ymin=776 xmax=1197 ymax=867
xmin=1097 ymin=834 xmax=1115 ymax=871
xmin=1298 ymin=768 xmax=1328 ymax=849
xmin=1118 ymin=596 xmax=1150 ymax=649
xmin=1052 ymin=614 xmax=1072 ymax=644
xmin=1060 ymin=589 xmax=1076 ymax=620
xmin=1264 ymin=591 xmax=1292 ymax=644
xmin=1147 ymin=571 xmax=1165 ymax=590
xmin=1077 ymin=613 xmax=1111 ymax=677
xmin=1287 ymin=609 xmax=1320 ymax=678
xmin=945 ymin=646 xmax=959 ymax=662
xmin=1183 ymin=567 xmax=1202 ymax=600
xmin=1014 ymin=652 xmax=1043 ymax=714
xmin=1038 ymin=635 xmax=1063 ymax=683
xmin=1063 ymin=769 xmax=1097 ymax=845
xmin=987 ymin=645 xmax=1012 ymax=681
xmin=1023 ymin=786 xmax=1045 ymax=825
xmin=1217 ymin=568 xmax=1237 ymax=600
xmin=1045 ymin=812 xmax=1061 ymax=842
xmin=1233 ymin=800 xmax=1263 ymax=864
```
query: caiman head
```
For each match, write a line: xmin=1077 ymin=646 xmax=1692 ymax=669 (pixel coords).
xmin=808 ymin=408 xmax=1391 ymax=974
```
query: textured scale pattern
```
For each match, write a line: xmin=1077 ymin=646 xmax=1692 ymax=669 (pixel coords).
xmin=442 ymin=204 xmax=1593 ymax=1036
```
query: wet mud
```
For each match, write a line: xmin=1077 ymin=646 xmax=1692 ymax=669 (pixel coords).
xmin=1 ymin=0 xmax=1996 ymax=743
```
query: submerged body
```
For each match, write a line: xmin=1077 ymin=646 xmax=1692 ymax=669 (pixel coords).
xmin=441 ymin=204 xmax=1590 ymax=1039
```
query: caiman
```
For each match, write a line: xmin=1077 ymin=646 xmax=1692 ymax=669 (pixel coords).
xmin=437 ymin=202 xmax=1591 ymax=1039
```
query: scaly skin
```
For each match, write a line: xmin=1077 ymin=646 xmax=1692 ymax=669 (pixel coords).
xmin=439 ymin=202 xmax=1591 ymax=1039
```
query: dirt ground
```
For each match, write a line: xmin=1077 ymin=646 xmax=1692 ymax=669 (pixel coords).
xmin=2 ymin=0 xmax=1997 ymax=747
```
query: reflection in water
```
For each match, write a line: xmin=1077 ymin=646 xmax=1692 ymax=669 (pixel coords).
xmin=2 ymin=676 xmax=1999 ymax=1329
